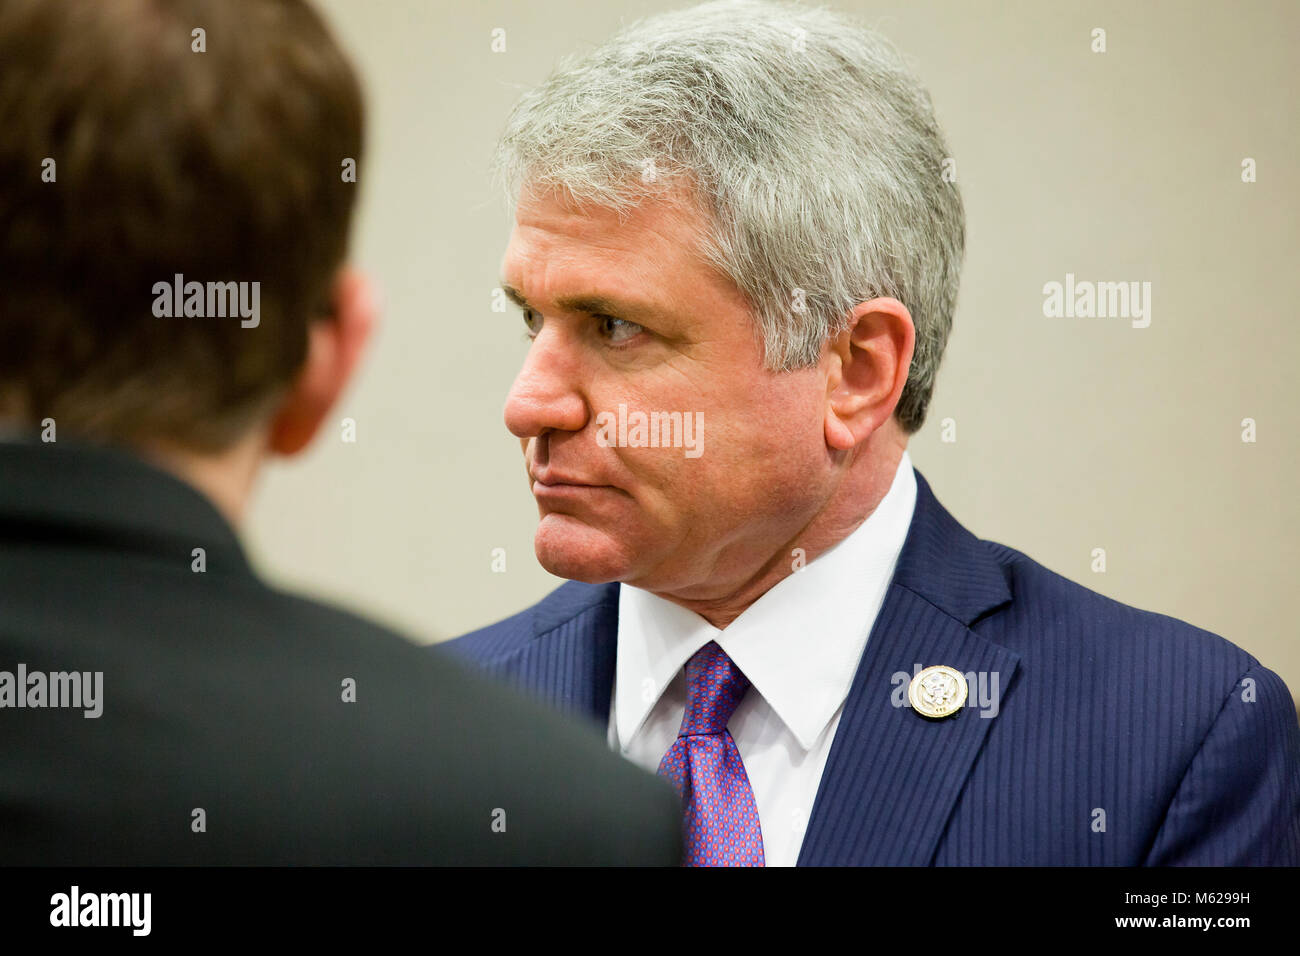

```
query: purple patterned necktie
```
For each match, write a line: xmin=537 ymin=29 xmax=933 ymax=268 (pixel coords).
xmin=657 ymin=641 xmax=765 ymax=866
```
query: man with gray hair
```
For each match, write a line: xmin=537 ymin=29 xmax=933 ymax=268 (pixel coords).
xmin=447 ymin=0 xmax=1299 ymax=866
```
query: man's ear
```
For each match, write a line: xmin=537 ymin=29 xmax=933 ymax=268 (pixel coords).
xmin=823 ymin=297 xmax=915 ymax=451
xmin=268 ymin=266 xmax=378 ymax=457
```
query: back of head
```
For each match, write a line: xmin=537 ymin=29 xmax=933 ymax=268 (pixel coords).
xmin=0 ymin=0 xmax=363 ymax=452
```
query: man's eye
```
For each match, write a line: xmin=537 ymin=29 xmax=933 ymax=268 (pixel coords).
xmin=522 ymin=308 xmax=542 ymax=337
xmin=598 ymin=314 xmax=643 ymax=343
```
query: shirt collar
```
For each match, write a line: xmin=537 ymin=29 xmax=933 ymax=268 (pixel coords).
xmin=615 ymin=450 xmax=918 ymax=751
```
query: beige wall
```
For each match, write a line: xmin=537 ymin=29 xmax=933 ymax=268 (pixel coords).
xmin=246 ymin=0 xmax=1300 ymax=699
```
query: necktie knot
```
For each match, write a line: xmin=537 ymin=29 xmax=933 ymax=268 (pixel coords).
xmin=679 ymin=641 xmax=750 ymax=737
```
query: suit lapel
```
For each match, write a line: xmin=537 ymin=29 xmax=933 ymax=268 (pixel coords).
xmin=796 ymin=471 xmax=1019 ymax=865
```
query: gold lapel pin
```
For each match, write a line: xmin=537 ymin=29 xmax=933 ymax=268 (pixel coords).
xmin=908 ymin=665 xmax=967 ymax=719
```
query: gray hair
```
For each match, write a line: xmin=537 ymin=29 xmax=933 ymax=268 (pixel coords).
xmin=494 ymin=0 xmax=964 ymax=433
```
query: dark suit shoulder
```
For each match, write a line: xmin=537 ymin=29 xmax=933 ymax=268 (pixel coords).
xmin=981 ymin=537 xmax=1261 ymax=682
xmin=212 ymin=586 xmax=681 ymax=864
xmin=936 ymin=537 xmax=1300 ymax=865
xmin=443 ymin=580 xmax=617 ymax=665
xmin=973 ymin=536 xmax=1295 ymax=812
xmin=0 ymin=547 xmax=680 ymax=865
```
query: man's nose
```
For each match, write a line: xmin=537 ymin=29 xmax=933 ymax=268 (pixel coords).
xmin=504 ymin=331 xmax=588 ymax=439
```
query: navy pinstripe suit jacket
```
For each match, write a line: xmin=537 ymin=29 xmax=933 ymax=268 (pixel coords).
xmin=444 ymin=470 xmax=1300 ymax=865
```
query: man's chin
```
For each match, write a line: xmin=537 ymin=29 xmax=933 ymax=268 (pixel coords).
xmin=533 ymin=513 xmax=639 ymax=583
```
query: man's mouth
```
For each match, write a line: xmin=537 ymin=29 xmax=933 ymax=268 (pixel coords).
xmin=530 ymin=467 xmax=599 ymax=488
xmin=529 ymin=467 xmax=624 ymax=502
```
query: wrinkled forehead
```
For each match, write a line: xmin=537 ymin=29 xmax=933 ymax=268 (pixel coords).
xmin=509 ymin=180 xmax=710 ymax=251
xmin=501 ymin=182 xmax=739 ymax=313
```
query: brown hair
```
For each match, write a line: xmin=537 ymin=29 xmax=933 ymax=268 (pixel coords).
xmin=0 ymin=0 xmax=363 ymax=450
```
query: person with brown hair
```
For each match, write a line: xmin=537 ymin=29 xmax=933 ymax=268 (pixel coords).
xmin=0 ymin=0 xmax=681 ymax=865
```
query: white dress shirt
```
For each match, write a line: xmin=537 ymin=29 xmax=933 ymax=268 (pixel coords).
xmin=608 ymin=450 xmax=918 ymax=865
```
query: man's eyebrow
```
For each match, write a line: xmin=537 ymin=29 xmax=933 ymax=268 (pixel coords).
xmin=499 ymin=283 xmax=661 ymax=322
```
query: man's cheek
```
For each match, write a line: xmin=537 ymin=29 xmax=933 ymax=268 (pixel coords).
xmin=618 ymin=446 xmax=687 ymax=497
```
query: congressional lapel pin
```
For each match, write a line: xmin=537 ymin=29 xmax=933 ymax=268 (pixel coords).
xmin=908 ymin=665 xmax=967 ymax=719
